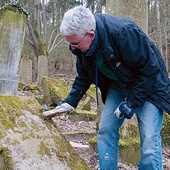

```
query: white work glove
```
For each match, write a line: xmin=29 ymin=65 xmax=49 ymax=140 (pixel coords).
xmin=55 ymin=102 xmax=73 ymax=113
xmin=114 ymin=102 xmax=135 ymax=119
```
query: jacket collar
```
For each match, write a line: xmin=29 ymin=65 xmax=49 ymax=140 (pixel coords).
xmin=94 ymin=14 xmax=117 ymax=61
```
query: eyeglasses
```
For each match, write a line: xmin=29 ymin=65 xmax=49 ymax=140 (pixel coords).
xmin=65 ymin=33 xmax=87 ymax=48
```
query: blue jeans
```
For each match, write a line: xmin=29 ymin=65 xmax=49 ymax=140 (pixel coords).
xmin=97 ymin=84 xmax=163 ymax=170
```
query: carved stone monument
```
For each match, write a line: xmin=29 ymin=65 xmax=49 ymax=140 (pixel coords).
xmin=0 ymin=6 xmax=27 ymax=94
xmin=19 ymin=55 xmax=32 ymax=84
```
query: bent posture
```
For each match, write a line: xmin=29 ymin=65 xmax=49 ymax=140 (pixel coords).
xmin=54 ymin=5 xmax=170 ymax=170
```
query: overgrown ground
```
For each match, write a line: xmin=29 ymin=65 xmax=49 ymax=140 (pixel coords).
xmin=52 ymin=114 xmax=170 ymax=170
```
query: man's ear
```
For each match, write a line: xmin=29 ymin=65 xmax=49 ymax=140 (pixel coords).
xmin=88 ymin=30 xmax=95 ymax=40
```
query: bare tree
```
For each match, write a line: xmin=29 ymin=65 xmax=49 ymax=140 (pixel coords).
xmin=148 ymin=0 xmax=170 ymax=72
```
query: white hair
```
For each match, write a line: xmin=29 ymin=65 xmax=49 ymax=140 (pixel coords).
xmin=60 ymin=5 xmax=96 ymax=37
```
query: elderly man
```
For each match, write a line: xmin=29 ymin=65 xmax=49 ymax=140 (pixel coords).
xmin=50 ymin=5 xmax=170 ymax=170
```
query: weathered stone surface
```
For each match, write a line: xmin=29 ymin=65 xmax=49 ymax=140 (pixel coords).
xmin=78 ymin=96 xmax=91 ymax=111
xmin=37 ymin=55 xmax=48 ymax=85
xmin=19 ymin=55 xmax=32 ymax=84
xmin=0 ymin=8 xmax=27 ymax=94
xmin=41 ymin=76 xmax=69 ymax=106
xmin=41 ymin=76 xmax=96 ymax=111
xmin=0 ymin=95 xmax=90 ymax=170
xmin=68 ymin=109 xmax=97 ymax=122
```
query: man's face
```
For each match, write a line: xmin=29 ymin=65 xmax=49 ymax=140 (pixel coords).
xmin=65 ymin=30 xmax=95 ymax=51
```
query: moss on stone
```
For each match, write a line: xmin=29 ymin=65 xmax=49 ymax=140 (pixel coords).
xmin=120 ymin=123 xmax=139 ymax=139
xmin=18 ymin=82 xmax=26 ymax=91
xmin=89 ymin=136 xmax=97 ymax=145
xmin=51 ymin=86 xmax=68 ymax=101
xmin=0 ymin=95 xmax=90 ymax=169
xmin=42 ymin=76 xmax=70 ymax=105
xmin=51 ymin=133 xmax=90 ymax=169
xmin=89 ymin=123 xmax=140 ymax=165
xmin=0 ymin=8 xmax=27 ymax=30
xmin=0 ymin=95 xmax=43 ymax=139
xmin=119 ymin=136 xmax=140 ymax=146
xmin=63 ymin=130 xmax=96 ymax=137
xmin=89 ymin=135 xmax=139 ymax=147
xmin=0 ymin=3 xmax=30 ymax=17
xmin=86 ymin=85 xmax=96 ymax=102
xmin=38 ymin=141 xmax=51 ymax=156
xmin=0 ymin=146 xmax=14 ymax=170
xmin=161 ymin=113 xmax=170 ymax=147
xmin=68 ymin=109 xmax=97 ymax=121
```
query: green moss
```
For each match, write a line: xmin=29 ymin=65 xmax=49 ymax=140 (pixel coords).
xmin=42 ymin=119 xmax=90 ymax=169
xmin=0 ymin=132 xmax=5 ymax=139
xmin=38 ymin=141 xmax=51 ymax=156
xmin=120 ymin=124 xmax=139 ymax=138
xmin=33 ymin=30 xmax=47 ymax=56
xmin=68 ymin=109 xmax=97 ymax=121
xmin=89 ymin=135 xmax=139 ymax=147
xmin=18 ymin=82 xmax=26 ymax=90
xmin=51 ymin=86 xmax=68 ymax=100
xmin=161 ymin=113 xmax=170 ymax=147
xmin=25 ymin=84 xmax=42 ymax=94
xmin=0 ymin=6 xmax=28 ymax=60
xmin=89 ymin=136 xmax=97 ymax=145
xmin=0 ymin=146 xmax=14 ymax=170
xmin=53 ymin=136 xmax=90 ymax=169
xmin=0 ymin=95 xmax=43 ymax=139
xmin=42 ymin=76 xmax=70 ymax=104
xmin=1 ymin=8 xmax=27 ymax=29
xmin=0 ymin=2 xmax=30 ymax=17
xmin=0 ymin=95 xmax=90 ymax=169
xmin=63 ymin=130 xmax=96 ymax=136
xmin=89 ymin=125 xmax=140 ymax=165
xmin=86 ymin=85 xmax=96 ymax=101
xmin=119 ymin=136 xmax=140 ymax=147
xmin=37 ymin=119 xmax=90 ymax=169
xmin=119 ymin=129 xmax=140 ymax=164
xmin=119 ymin=139 xmax=128 ymax=147
xmin=34 ymin=97 xmax=45 ymax=105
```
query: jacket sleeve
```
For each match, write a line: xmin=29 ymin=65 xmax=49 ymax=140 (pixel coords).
xmin=64 ymin=56 xmax=91 ymax=108
xmin=116 ymin=23 xmax=161 ymax=108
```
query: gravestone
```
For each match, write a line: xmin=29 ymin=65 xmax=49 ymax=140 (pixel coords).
xmin=37 ymin=55 xmax=48 ymax=85
xmin=0 ymin=95 xmax=90 ymax=170
xmin=0 ymin=7 xmax=27 ymax=94
xmin=19 ymin=55 xmax=32 ymax=84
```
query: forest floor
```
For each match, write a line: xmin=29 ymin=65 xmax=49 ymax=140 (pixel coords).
xmin=18 ymin=72 xmax=170 ymax=169
xmin=52 ymin=114 xmax=170 ymax=170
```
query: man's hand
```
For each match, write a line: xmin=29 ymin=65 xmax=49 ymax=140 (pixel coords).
xmin=55 ymin=102 xmax=73 ymax=113
xmin=42 ymin=102 xmax=73 ymax=118
xmin=114 ymin=102 xmax=135 ymax=119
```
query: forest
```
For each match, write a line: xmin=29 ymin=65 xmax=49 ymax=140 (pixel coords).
xmin=0 ymin=0 xmax=169 ymax=83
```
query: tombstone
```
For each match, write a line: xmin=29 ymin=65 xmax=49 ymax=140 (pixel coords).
xmin=37 ymin=55 xmax=48 ymax=85
xmin=0 ymin=95 xmax=90 ymax=170
xmin=0 ymin=7 xmax=27 ymax=94
xmin=19 ymin=55 xmax=32 ymax=84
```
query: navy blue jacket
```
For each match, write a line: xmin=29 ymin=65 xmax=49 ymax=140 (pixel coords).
xmin=65 ymin=14 xmax=170 ymax=114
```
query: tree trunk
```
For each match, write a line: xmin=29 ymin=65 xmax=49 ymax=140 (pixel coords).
xmin=106 ymin=0 xmax=148 ymax=34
